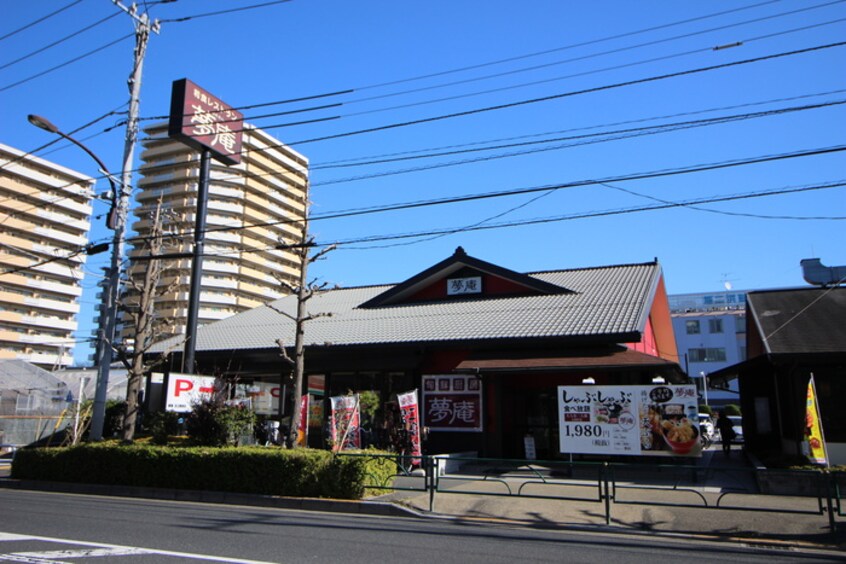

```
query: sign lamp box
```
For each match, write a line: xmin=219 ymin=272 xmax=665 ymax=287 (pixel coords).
xmin=168 ymin=78 xmax=244 ymax=165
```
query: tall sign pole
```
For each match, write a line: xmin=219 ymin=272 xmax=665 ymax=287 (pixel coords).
xmin=168 ymin=79 xmax=244 ymax=373
xmin=182 ymin=149 xmax=211 ymax=373
xmin=90 ymin=3 xmax=160 ymax=440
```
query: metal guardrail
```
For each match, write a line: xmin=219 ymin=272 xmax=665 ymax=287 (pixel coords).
xmin=340 ymin=452 xmax=844 ymax=532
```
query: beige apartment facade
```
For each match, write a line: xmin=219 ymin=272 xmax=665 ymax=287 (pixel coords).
xmin=0 ymin=143 xmax=94 ymax=370
xmin=124 ymin=123 xmax=308 ymax=345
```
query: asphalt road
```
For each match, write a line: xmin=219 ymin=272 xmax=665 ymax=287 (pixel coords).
xmin=0 ymin=490 xmax=841 ymax=563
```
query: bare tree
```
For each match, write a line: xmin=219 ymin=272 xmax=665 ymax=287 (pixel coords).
xmin=118 ymin=199 xmax=181 ymax=442
xmin=270 ymin=207 xmax=335 ymax=448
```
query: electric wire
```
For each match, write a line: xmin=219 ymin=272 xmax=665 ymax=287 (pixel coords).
xmin=159 ymin=0 xmax=293 ymax=23
xmin=0 ymin=11 xmax=122 ymax=72
xmin=140 ymin=180 xmax=846 ymax=257
xmin=311 ymin=99 xmax=846 ymax=179
xmin=347 ymin=1 xmax=846 ymax=108
xmin=330 ymin=181 xmax=846 ymax=250
xmin=763 ymin=274 xmax=846 ymax=342
xmin=135 ymin=23 xmax=846 ymax=148
xmin=138 ymin=89 xmax=354 ymax=121
xmin=0 ymin=33 xmax=134 ymax=93
xmin=241 ymin=41 xmax=846 ymax=154
xmin=316 ymin=89 xmax=846 ymax=167
xmin=125 ymin=145 xmax=846 ymax=247
xmin=598 ymin=181 xmax=846 ymax=220
xmin=341 ymin=16 xmax=846 ymax=120
xmin=0 ymin=0 xmax=84 ymax=42
xmin=356 ymin=0 xmax=784 ymax=92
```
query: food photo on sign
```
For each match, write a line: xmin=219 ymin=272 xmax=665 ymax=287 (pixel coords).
xmin=640 ymin=385 xmax=702 ymax=456
xmin=558 ymin=384 xmax=701 ymax=457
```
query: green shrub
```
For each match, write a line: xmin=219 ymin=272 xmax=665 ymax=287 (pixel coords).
xmin=143 ymin=412 xmax=182 ymax=445
xmin=186 ymin=401 xmax=256 ymax=446
xmin=723 ymin=404 xmax=742 ymax=416
xmin=103 ymin=400 xmax=127 ymax=438
xmin=10 ymin=444 xmax=396 ymax=500
xmin=698 ymin=405 xmax=713 ymax=416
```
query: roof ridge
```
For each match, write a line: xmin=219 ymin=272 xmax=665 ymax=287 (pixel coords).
xmin=529 ymin=260 xmax=658 ymax=276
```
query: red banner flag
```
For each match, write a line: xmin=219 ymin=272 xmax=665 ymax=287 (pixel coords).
xmin=398 ymin=390 xmax=422 ymax=465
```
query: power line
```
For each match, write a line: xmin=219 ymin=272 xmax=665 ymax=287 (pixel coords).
xmin=43 ymin=38 xmax=845 ymax=192
xmin=597 ymin=181 xmax=846 ymax=221
xmin=312 ymin=99 xmax=846 ymax=176
xmin=355 ymin=0 xmax=784 ymax=92
xmin=246 ymin=41 xmax=846 ymax=153
xmin=125 ymin=145 xmax=846 ymax=247
xmin=341 ymin=16 xmax=846 ymax=121
xmin=0 ymin=33 xmax=134 ymax=93
xmin=139 ymin=90 xmax=354 ymax=122
xmin=316 ymin=89 xmax=846 ymax=167
xmin=160 ymin=0 xmax=294 ymax=23
xmin=348 ymin=1 xmax=846 ymax=108
xmin=0 ymin=11 xmax=122 ymax=72
xmin=329 ymin=181 xmax=846 ymax=250
xmin=0 ymin=0 xmax=83 ymax=42
xmin=139 ymin=180 xmax=846 ymax=258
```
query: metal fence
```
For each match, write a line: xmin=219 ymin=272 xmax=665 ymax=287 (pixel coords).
xmin=0 ymin=414 xmax=73 ymax=450
xmin=340 ymin=452 xmax=843 ymax=532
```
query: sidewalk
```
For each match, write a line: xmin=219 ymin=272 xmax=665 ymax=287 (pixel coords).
xmin=0 ymin=447 xmax=843 ymax=550
xmin=373 ymin=447 xmax=844 ymax=549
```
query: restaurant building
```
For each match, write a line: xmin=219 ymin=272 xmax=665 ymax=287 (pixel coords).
xmin=150 ymin=248 xmax=684 ymax=459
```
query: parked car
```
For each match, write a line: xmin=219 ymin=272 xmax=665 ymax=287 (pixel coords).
xmin=727 ymin=415 xmax=744 ymax=443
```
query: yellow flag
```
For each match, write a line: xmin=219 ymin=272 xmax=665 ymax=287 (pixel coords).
xmin=805 ymin=374 xmax=828 ymax=466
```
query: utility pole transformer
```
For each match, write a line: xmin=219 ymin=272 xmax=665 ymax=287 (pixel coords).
xmin=89 ymin=2 xmax=159 ymax=440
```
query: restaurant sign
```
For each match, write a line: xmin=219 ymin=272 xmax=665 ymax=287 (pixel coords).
xmin=168 ymin=78 xmax=243 ymax=165
xmin=558 ymin=384 xmax=701 ymax=457
xmin=422 ymin=375 xmax=482 ymax=432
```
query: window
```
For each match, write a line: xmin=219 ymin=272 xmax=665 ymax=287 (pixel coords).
xmin=736 ymin=316 xmax=746 ymax=333
xmin=708 ymin=318 xmax=723 ymax=333
xmin=685 ymin=320 xmax=700 ymax=334
xmin=688 ymin=348 xmax=727 ymax=362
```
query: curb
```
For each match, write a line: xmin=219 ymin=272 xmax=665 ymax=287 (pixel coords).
xmin=0 ymin=477 xmax=417 ymax=518
xmin=1 ymin=477 xmax=842 ymax=553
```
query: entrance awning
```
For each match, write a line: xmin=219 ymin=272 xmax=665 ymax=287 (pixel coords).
xmin=455 ymin=346 xmax=683 ymax=375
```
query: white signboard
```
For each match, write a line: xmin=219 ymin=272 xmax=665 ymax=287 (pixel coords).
xmin=558 ymin=384 xmax=701 ymax=457
xmin=240 ymin=382 xmax=285 ymax=416
xmin=447 ymin=276 xmax=482 ymax=295
xmin=165 ymin=373 xmax=217 ymax=413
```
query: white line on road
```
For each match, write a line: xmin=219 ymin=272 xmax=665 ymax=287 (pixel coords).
xmin=0 ymin=532 xmax=277 ymax=563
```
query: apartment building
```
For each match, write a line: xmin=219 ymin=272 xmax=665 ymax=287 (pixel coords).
xmin=669 ymin=290 xmax=747 ymax=408
xmin=123 ymin=123 xmax=308 ymax=345
xmin=0 ymin=143 xmax=94 ymax=370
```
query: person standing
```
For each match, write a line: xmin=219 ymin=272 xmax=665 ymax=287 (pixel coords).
xmin=715 ymin=411 xmax=735 ymax=456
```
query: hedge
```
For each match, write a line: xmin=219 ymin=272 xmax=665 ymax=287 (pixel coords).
xmin=11 ymin=444 xmax=397 ymax=500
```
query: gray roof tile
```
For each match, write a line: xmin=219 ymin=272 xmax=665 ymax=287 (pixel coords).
xmin=151 ymin=261 xmax=660 ymax=353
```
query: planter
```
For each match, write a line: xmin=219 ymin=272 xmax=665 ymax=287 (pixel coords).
xmin=755 ymin=468 xmax=826 ymax=497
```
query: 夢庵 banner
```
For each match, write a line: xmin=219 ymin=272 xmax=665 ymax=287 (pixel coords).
xmin=558 ymin=384 xmax=701 ymax=457
xmin=397 ymin=390 xmax=422 ymax=462
xmin=329 ymin=395 xmax=361 ymax=452
xmin=422 ymin=375 xmax=483 ymax=432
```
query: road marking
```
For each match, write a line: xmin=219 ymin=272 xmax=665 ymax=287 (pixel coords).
xmin=0 ymin=532 xmax=276 ymax=563
xmin=12 ymin=547 xmax=148 ymax=559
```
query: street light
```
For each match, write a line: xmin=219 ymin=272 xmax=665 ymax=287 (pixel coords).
xmin=28 ymin=114 xmax=126 ymax=441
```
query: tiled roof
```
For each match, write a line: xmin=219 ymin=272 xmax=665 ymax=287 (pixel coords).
xmin=748 ymin=287 xmax=846 ymax=355
xmin=150 ymin=261 xmax=661 ymax=354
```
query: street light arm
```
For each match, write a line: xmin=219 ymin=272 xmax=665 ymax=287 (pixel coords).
xmin=28 ymin=114 xmax=119 ymax=228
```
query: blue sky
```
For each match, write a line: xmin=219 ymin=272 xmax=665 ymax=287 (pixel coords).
xmin=1 ymin=1 xmax=844 ymax=365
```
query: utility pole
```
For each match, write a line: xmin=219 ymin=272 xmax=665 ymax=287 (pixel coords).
xmin=89 ymin=2 xmax=160 ymax=440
